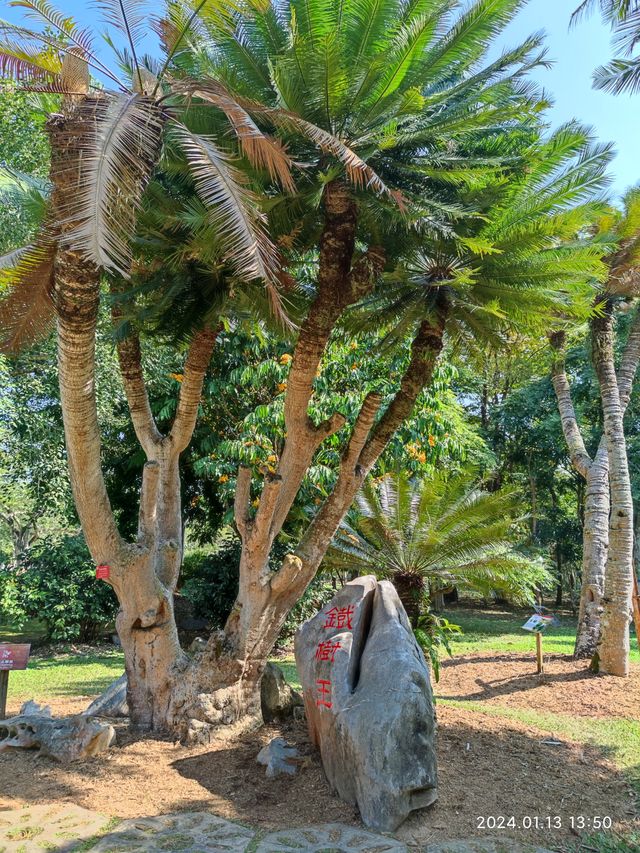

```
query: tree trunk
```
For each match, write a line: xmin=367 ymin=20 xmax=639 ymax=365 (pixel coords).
xmin=574 ymin=441 xmax=609 ymax=657
xmin=47 ymin=91 xmax=216 ymax=731
xmin=550 ymin=309 xmax=640 ymax=659
xmin=592 ymin=308 xmax=634 ymax=676
xmin=165 ymin=190 xmax=449 ymax=740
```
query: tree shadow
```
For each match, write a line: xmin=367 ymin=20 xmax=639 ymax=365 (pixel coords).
xmin=438 ymin=658 xmax=599 ymax=703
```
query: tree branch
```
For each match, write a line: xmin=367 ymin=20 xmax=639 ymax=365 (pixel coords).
xmin=112 ymin=303 xmax=162 ymax=456
xmin=234 ymin=465 xmax=252 ymax=541
xmin=550 ymin=330 xmax=592 ymax=479
xmin=170 ymin=326 xmax=219 ymax=453
xmin=359 ymin=301 xmax=448 ymax=474
xmin=138 ymin=460 xmax=160 ymax=544
xmin=617 ymin=304 xmax=640 ymax=409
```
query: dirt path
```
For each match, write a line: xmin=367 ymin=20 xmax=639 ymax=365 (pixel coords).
xmin=0 ymin=653 xmax=637 ymax=850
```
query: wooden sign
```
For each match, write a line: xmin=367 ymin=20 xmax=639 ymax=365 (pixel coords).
xmin=95 ymin=564 xmax=111 ymax=580
xmin=0 ymin=644 xmax=31 ymax=720
xmin=0 ymin=643 xmax=30 ymax=671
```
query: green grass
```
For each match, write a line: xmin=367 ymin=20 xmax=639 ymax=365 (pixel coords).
xmin=5 ymin=650 xmax=125 ymax=705
xmin=442 ymin=607 xmax=640 ymax=662
xmin=0 ymin=618 xmax=47 ymax=643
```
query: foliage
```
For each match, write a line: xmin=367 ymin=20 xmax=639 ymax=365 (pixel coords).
xmin=179 ymin=533 xmax=242 ymax=628
xmin=573 ymin=0 xmax=640 ymax=94
xmin=0 ymin=533 xmax=118 ymax=642
xmin=327 ymin=468 xmax=552 ymax=613
xmin=0 ymin=85 xmax=49 ymax=254
xmin=414 ymin=611 xmax=462 ymax=682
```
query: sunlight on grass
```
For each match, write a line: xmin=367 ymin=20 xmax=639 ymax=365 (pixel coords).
xmin=6 ymin=650 xmax=125 ymax=703
xmin=443 ymin=609 xmax=640 ymax=663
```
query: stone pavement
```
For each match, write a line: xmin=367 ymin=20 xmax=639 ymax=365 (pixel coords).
xmin=0 ymin=806 xmax=557 ymax=853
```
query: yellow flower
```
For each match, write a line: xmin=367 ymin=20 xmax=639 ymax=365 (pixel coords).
xmin=349 ymin=341 xmax=358 ymax=351
xmin=252 ymin=498 xmax=260 ymax=508
xmin=279 ymin=353 xmax=293 ymax=365
xmin=267 ymin=454 xmax=277 ymax=463
xmin=169 ymin=373 xmax=184 ymax=383
xmin=351 ymin=363 xmax=358 ymax=371
xmin=218 ymin=474 xmax=229 ymax=483
xmin=417 ymin=451 xmax=427 ymax=464
xmin=428 ymin=435 xmax=436 ymax=447
xmin=277 ymin=381 xmax=287 ymax=393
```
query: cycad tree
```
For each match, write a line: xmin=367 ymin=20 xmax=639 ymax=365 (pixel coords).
xmin=326 ymin=469 xmax=549 ymax=621
xmin=0 ymin=0 xmax=612 ymax=737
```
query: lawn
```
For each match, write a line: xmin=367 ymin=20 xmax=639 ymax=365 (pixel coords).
xmin=442 ymin=606 xmax=640 ymax=662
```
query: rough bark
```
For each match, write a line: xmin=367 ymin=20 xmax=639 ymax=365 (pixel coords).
xmin=47 ymin=84 xmax=218 ymax=730
xmin=592 ymin=306 xmax=635 ymax=676
xmin=169 ymin=186 xmax=449 ymax=740
xmin=550 ymin=310 xmax=640 ymax=659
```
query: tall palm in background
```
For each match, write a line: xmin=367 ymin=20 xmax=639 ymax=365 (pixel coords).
xmin=327 ymin=469 xmax=549 ymax=623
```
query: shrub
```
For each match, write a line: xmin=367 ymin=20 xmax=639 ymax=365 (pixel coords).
xmin=180 ymin=528 xmax=336 ymax=641
xmin=0 ymin=533 xmax=118 ymax=642
xmin=179 ymin=533 xmax=241 ymax=628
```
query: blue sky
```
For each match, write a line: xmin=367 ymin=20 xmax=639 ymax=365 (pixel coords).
xmin=3 ymin=0 xmax=638 ymax=197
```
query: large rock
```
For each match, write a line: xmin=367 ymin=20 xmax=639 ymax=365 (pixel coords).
xmin=260 ymin=661 xmax=303 ymax=722
xmin=84 ymin=673 xmax=129 ymax=718
xmin=294 ymin=575 xmax=437 ymax=832
xmin=0 ymin=701 xmax=115 ymax=762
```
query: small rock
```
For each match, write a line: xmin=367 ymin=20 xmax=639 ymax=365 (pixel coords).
xmin=19 ymin=699 xmax=51 ymax=717
xmin=256 ymin=736 xmax=299 ymax=777
xmin=260 ymin=661 xmax=303 ymax=722
xmin=189 ymin=636 xmax=208 ymax=654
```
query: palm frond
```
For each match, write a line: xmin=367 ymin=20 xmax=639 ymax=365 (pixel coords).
xmin=61 ymin=93 xmax=163 ymax=277
xmin=173 ymin=79 xmax=296 ymax=191
xmin=0 ymin=242 xmax=55 ymax=353
xmin=171 ymin=122 xmax=284 ymax=316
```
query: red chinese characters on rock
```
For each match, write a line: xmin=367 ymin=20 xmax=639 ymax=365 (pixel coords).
xmin=315 ymin=604 xmax=355 ymax=709
xmin=322 ymin=605 xmax=354 ymax=631
xmin=315 ymin=640 xmax=341 ymax=662
xmin=315 ymin=678 xmax=332 ymax=709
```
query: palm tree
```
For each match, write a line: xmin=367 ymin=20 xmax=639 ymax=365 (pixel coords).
xmin=326 ymin=469 xmax=549 ymax=624
xmin=551 ymin=189 xmax=640 ymax=674
xmin=572 ymin=0 xmax=640 ymax=94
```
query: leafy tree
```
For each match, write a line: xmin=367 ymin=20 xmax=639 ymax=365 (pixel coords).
xmin=550 ymin=190 xmax=640 ymax=674
xmin=0 ymin=0 xmax=611 ymax=737
xmin=0 ymin=85 xmax=49 ymax=253
xmin=0 ymin=533 xmax=118 ymax=642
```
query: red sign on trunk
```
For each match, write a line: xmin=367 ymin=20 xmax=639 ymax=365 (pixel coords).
xmin=95 ymin=564 xmax=111 ymax=580
xmin=0 ymin=643 xmax=31 ymax=670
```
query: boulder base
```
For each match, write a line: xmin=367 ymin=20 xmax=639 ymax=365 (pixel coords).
xmin=294 ymin=575 xmax=437 ymax=832
xmin=260 ymin=661 xmax=304 ymax=722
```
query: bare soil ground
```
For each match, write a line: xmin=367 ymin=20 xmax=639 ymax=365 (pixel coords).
xmin=435 ymin=651 xmax=640 ymax=719
xmin=1 ymin=653 xmax=637 ymax=851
